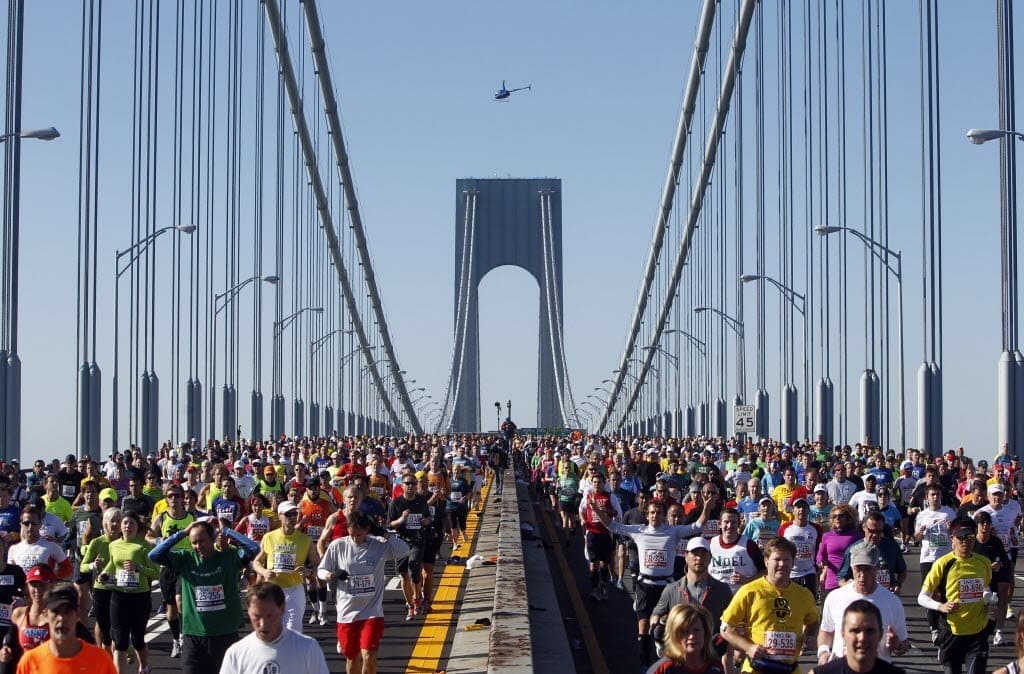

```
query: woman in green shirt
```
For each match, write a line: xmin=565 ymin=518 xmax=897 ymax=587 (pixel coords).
xmin=100 ymin=512 xmax=158 ymax=674
xmin=80 ymin=506 xmax=120 ymax=656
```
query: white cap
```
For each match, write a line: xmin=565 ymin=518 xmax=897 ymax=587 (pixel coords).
xmin=277 ymin=501 xmax=299 ymax=516
xmin=686 ymin=537 xmax=711 ymax=553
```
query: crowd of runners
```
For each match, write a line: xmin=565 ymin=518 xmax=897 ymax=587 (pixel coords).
xmin=527 ymin=437 xmax=1024 ymax=674
xmin=0 ymin=431 xmax=510 ymax=674
xmin=6 ymin=429 xmax=1024 ymax=674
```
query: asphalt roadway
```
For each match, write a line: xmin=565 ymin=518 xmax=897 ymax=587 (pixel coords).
xmin=531 ymin=505 xmax=1023 ymax=674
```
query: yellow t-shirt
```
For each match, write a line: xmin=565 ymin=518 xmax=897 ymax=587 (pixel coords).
xmin=922 ymin=552 xmax=993 ymax=636
xmin=259 ymin=528 xmax=312 ymax=589
xmin=721 ymin=576 xmax=819 ymax=671
xmin=771 ymin=485 xmax=798 ymax=523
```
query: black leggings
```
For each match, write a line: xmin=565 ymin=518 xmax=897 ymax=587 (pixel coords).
xmin=92 ymin=588 xmax=113 ymax=646
xmin=110 ymin=590 xmax=150 ymax=652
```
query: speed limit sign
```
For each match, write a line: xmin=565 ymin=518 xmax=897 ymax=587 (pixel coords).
xmin=733 ymin=405 xmax=755 ymax=435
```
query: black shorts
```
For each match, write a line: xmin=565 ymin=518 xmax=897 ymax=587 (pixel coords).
xmin=397 ymin=543 xmax=424 ymax=575
xmin=160 ymin=566 xmax=181 ymax=605
xmin=447 ymin=508 xmax=468 ymax=531
xmin=559 ymin=498 xmax=579 ymax=514
xmin=585 ymin=531 xmax=614 ymax=564
xmin=422 ymin=535 xmax=442 ymax=565
xmin=74 ymin=569 xmax=93 ymax=585
xmin=634 ymin=581 xmax=668 ymax=620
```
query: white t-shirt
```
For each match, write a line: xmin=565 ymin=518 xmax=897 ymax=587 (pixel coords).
xmin=979 ymin=500 xmax=1022 ymax=550
xmin=820 ymin=582 xmax=908 ymax=661
xmin=220 ymin=627 xmax=329 ymax=674
xmin=318 ymin=534 xmax=410 ymax=622
xmin=780 ymin=522 xmax=820 ymax=578
xmin=848 ymin=490 xmax=879 ymax=521
xmin=915 ymin=506 xmax=955 ymax=563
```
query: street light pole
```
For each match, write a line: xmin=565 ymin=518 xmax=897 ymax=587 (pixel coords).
xmin=815 ymin=226 xmax=905 ymax=453
xmin=694 ymin=306 xmax=746 ymax=437
xmin=271 ymin=306 xmax=323 ymax=437
xmin=209 ymin=275 xmax=280 ymax=442
xmin=112 ymin=225 xmax=197 ymax=454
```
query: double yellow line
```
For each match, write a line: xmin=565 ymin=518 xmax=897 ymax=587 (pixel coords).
xmin=406 ymin=478 xmax=491 ymax=673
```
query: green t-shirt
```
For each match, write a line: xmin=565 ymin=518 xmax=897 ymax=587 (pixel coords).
xmin=103 ymin=539 xmax=158 ymax=593
xmin=165 ymin=546 xmax=247 ymax=637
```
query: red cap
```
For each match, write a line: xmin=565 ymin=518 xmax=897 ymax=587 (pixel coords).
xmin=26 ymin=564 xmax=55 ymax=584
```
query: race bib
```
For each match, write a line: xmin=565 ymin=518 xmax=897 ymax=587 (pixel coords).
xmin=77 ymin=520 xmax=89 ymax=539
xmin=795 ymin=543 xmax=813 ymax=560
xmin=701 ymin=520 xmax=721 ymax=539
xmin=0 ymin=575 xmax=14 ymax=586
xmin=644 ymin=549 xmax=668 ymax=569
xmin=958 ymin=577 xmax=984 ymax=603
xmin=116 ymin=569 xmax=140 ymax=589
xmin=349 ymin=573 xmax=374 ymax=595
xmin=195 ymin=584 xmax=226 ymax=613
xmin=928 ymin=532 xmax=950 ymax=548
xmin=764 ymin=630 xmax=797 ymax=660
xmin=406 ymin=514 xmax=423 ymax=530
xmin=450 ymin=492 xmax=464 ymax=503
xmin=1000 ymin=532 xmax=1011 ymax=548
xmin=306 ymin=526 xmax=323 ymax=540
xmin=877 ymin=569 xmax=891 ymax=587
xmin=272 ymin=552 xmax=296 ymax=573
xmin=0 ymin=603 xmax=11 ymax=627
xmin=371 ymin=487 xmax=384 ymax=497
xmin=62 ymin=485 xmax=75 ymax=498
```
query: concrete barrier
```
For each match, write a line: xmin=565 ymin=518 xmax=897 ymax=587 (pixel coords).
xmin=486 ymin=467 xmax=534 ymax=673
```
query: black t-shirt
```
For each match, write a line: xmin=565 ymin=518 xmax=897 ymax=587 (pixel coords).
xmin=56 ymin=470 xmax=83 ymax=501
xmin=388 ymin=494 xmax=432 ymax=542
xmin=815 ymin=656 xmax=906 ymax=674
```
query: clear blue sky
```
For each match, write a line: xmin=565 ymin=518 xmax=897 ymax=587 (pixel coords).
xmin=8 ymin=1 xmax=1018 ymax=463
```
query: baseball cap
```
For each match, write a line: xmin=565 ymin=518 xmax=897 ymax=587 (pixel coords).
xmin=900 ymin=460 xmax=913 ymax=470
xmin=864 ymin=473 xmax=877 ymax=482
xmin=989 ymin=483 xmax=1005 ymax=494
xmin=792 ymin=497 xmax=809 ymax=508
xmin=234 ymin=460 xmax=246 ymax=469
xmin=759 ymin=497 xmax=774 ymax=506
xmin=26 ymin=564 xmax=56 ymax=584
xmin=813 ymin=484 xmax=827 ymax=493
xmin=263 ymin=466 xmax=276 ymax=475
xmin=44 ymin=584 xmax=79 ymax=612
xmin=277 ymin=501 xmax=299 ymax=516
xmin=850 ymin=545 xmax=880 ymax=568
xmin=686 ymin=537 xmax=711 ymax=553
xmin=99 ymin=488 xmax=118 ymax=503
xmin=978 ymin=460 xmax=989 ymax=469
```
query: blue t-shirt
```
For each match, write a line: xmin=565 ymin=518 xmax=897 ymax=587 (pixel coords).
xmin=866 ymin=467 xmax=893 ymax=486
xmin=0 ymin=504 xmax=19 ymax=537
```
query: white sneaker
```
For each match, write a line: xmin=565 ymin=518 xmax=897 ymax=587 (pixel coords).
xmin=308 ymin=612 xmax=318 ymax=625
xmin=1007 ymin=607 xmax=1015 ymax=620
xmin=317 ymin=612 xmax=327 ymax=627
xmin=170 ymin=638 xmax=181 ymax=658
xmin=994 ymin=629 xmax=1005 ymax=646
xmin=930 ymin=629 xmax=939 ymax=645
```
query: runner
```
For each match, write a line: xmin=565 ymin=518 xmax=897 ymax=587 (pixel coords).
xmin=252 ymin=500 xmax=319 ymax=633
xmin=219 ymin=582 xmax=328 ymax=674
xmin=299 ymin=478 xmax=334 ymax=626
xmin=317 ymin=511 xmax=410 ymax=674
xmin=387 ymin=473 xmax=432 ymax=620
xmin=148 ymin=517 xmax=260 ymax=674
xmin=12 ymin=583 xmax=116 ymax=674
xmin=146 ymin=484 xmax=194 ymax=656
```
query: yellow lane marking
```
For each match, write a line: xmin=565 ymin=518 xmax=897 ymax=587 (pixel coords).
xmin=537 ymin=506 xmax=611 ymax=674
xmin=406 ymin=478 xmax=491 ymax=673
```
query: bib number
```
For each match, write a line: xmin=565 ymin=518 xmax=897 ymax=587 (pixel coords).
xmin=306 ymin=526 xmax=323 ymax=540
xmin=272 ymin=552 xmax=296 ymax=573
xmin=959 ymin=577 xmax=984 ymax=603
xmin=195 ymin=584 xmax=226 ymax=613
xmin=116 ymin=569 xmax=140 ymax=589
xmin=349 ymin=573 xmax=375 ymax=595
xmin=764 ymin=630 xmax=797 ymax=660
xmin=795 ymin=543 xmax=813 ymax=560
xmin=406 ymin=514 xmax=423 ymax=530
xmin=62 ymin=485 xmax=76 ymax=498
xmin=0 ymin=603 xmax=11 ymax=627
xmin=644 ymin=549 xmax=668 ymax=569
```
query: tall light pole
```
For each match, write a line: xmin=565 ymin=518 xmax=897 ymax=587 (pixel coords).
xmin=309 ymin=328 xmax=350 ymax=437
xmin=272 ymin=306 xmax=323 ymax=437
xmin=967 ymin=126 xmax=1020 ymax=457
xmin=111 ymin=224 xmax=196 ymax=454
xmin=210 ymin=275 xmax=280 ymax=442
xmin=816 ymin=226 xmax=905 ymax=452
xmin=740 ymin=274 xmax=808 ymax=442
xmin=694 ymin=306 xmax=745 ymax=437
xmin=666 ymin=328 xmax=707 ymax=437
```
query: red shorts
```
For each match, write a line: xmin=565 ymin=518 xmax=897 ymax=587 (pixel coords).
xmin=336 ymin=617 xmax=385 ymax=658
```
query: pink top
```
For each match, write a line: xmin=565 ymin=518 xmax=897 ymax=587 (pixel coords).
xmin=816 ymin=529 xmax=862 ymax=590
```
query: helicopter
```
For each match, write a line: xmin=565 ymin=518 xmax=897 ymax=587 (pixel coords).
xmin=494 ymin=80 xmax=531 ymax=101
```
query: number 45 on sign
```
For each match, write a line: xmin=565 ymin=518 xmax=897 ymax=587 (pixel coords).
xmin=733 ymin=405 xmax=755 ymax=435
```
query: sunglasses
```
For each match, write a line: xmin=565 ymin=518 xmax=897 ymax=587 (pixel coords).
xmin=20 ymin=521 xmax=38 ymax=527
xmin=955 ymin=533 xmax=974 ymax=542
xmin=403 ymin=482 xmax=416 ymax=486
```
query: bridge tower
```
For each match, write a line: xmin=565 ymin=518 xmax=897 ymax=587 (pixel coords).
xmin=440 ymin=178 xmax=572 ymax=432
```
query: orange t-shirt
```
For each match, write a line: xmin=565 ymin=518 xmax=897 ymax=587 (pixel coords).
xmin=299 ymin=495 xmax=334 ymax=541
xmin=17 ymin=640 xmax=117 ymax=674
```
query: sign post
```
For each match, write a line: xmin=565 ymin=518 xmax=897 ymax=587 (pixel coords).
xmin=733 ymin=404 xmax=755 ymax=437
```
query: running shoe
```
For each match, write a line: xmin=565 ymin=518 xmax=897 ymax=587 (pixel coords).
xmin=994 ymin=629 xmax=1005 ymax=646
xmin=1008 ymin=607 xmax=1015 ymax=620
xmin=318 ymin=612 xmax=327 ymax=627
xmin=309 ymin=612 xmax=318 ymax=625
xmin=406 ymin=605 xmax=416 ymax=621
xmin=930 ymin=629 xmax=939 ymax=645
xmin=615 ymin=579 xmax=626 ymax=591
xmin=170 ymin=638 xmax=181 ymax=658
